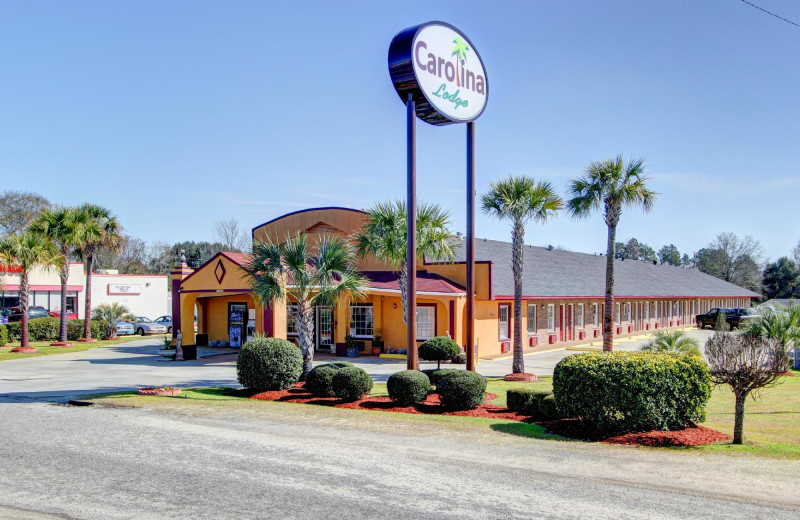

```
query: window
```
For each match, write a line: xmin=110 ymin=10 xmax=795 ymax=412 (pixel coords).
xmin=417 ymin=305 xmax=435 ymax=340
xmin=287 ymin=304 xmax=299 ymax=336
xmin=350 ymin=305 xmax=374 ymax=338
xmin=577 ymin=304 xmax=584 ymax=328
xmin=527 ymin=303 xmax=536 ymax=334
xmin=547 ymin=304 xmax=555 ymax=332
xmin=498 ymin=304 xmax=510 ymax=340
xmin=624 ymin=302 xmax=631 ymax=322
xmin=592 ymin=303 xmax=598 ymax=327
xmin=645 ymin=301 xmax=649 ymax=321
xmin=615 ymin=303 xmax=621 ymax=324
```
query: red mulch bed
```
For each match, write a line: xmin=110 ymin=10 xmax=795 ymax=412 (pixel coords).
xmin=244 ymin=383 xmax=728 ymax=446
xmin=779 ymin=372 xmax=795 ymax=377
xmin=503 ymin=373 xmax=538 ymax=382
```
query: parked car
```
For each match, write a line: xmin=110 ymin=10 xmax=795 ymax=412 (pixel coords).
xmin=132 ymin=317 xmax=168 ymax=336
xmin=696 ymin=307 xmax=754 ymax=330
xmin=115 ymin=321 xmax=135 ymax=336
xmin=7 ymin=306 xmax=49 ymax=322
xmin=48 ymin=310 xmax=78 ymax=320
xmin=154 ymin=315 xmax=173 ymax=334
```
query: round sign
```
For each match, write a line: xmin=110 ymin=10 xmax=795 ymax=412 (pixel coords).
xmin=389 ymin=21 xmax=488 ymax=126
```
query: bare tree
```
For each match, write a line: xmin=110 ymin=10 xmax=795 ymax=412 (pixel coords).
xmin=705 ymin=332 xmax=789 ymax=444
xmin=697 ymin=232 xmax=763 ymax=292
xmin=793 ymin=239 xmax=800 ymax=266
xmin=0 ymin=190 xmax=50 ymax=236
xmin=214 ymin=218 xmax=249 ymax=252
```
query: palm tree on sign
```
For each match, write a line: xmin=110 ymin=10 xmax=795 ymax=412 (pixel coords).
xmin=481 ymin=176 xmax=563 ymax=374
xmin=0 ymin=232 xmax=62 ymax=351
xmin=639 ymin=330 xmax=701 ymax=357
xmin=451 ymin=37 xmax=470 ymax=87
xmin=32 ymin=207 xmax=85 ymax=344
xmin=567 ymin=155 xmax=657 ymax=352
xmin=244 ymin=233 xmax=367 ymax=379
xmin=354 ymin=200 xmax=455 ymax=325
xmin=92 ymin=302 xmax=136 ymax=339
xmin=75 ymin=204 xmax=122 ymax=341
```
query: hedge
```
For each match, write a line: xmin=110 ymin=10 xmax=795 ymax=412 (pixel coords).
xmin=437 ymin=370 xmax=487 ymax=410
xmin=506 ymin=388 xmax=560 ymax=420
xmin=553 ymin=352 xmax=712 ymax=432
xmin=0 ymin=324 xmax=7 ymax=347
xmin=236 ymin=337 xmax=303 ymax=391
xmin=306 ymin=364 xmax=344 ymax=397
xmin=421 ymin=368 xmax=458 ymax=388
xmin=6 ymin=317 xmax=61 ymax=342
xmin=418 ymin=337 xmax=461 ymax=369
xmin=66 ymin=320 xmax=104 ymax=341
xmin=387 ymin=370 xmax=431 ymax=406
xmin=332 ymin=366 xmax=373 ymax=402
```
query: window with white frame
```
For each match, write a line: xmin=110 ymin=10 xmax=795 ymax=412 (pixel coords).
xmin=499 ymin=304 xmax=510 ymax=340
xmin=350 ymin=305 xmax=374 ymax=338
xmin=624 ymin=302 xmax=631 ymax=322
xmin=615 ymin=303 xmax=621 ymax=324
xmin=547 ymin=304 xmax=555 ymax=332
xmin=287 ymin=304 xmax=299 ymax=336
xmin=527 ymin=303 xmax=537 ymax=334
xmin=592 ymin=303 xmax=598 ymax=327
xmin=645 ymin=301 xmax=650 ymax=321
xmin=577 ymin=304 xmax=584 ymax=328
xmin=417 ymin=306 xmax=435 ymax=340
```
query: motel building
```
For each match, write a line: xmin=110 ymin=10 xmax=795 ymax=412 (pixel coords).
xmin=0 ymin=263 xmax=169 ymax=320
xmin=173 ymin=207 xmax=759 ymax=357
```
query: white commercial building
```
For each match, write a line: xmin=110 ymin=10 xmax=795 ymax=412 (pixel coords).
xmin=0 ymin=263 xmax=169 ymax=320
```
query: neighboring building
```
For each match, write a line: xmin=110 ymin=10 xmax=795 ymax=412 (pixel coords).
xmin=174 ymin=207 xmax=760 ymax=356
xmin=763 ymin=298 xmax=798 ymax=309
xmin=0 ymin=263 xmax=168 ymax=319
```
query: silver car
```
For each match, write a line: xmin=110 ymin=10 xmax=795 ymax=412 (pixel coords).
xmin=154 ymin=315 xmax=173 ymax=333
xmin=115 ymin=321 xmax=135 ymax=336
xmin=133 ymin=317 xmax=168 ymax=336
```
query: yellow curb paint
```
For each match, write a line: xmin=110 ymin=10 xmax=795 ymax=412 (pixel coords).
xmin=480 ymin=346 xmax=567 ymax=362
xmin=379 ymin=353 xmax=407 ymax=360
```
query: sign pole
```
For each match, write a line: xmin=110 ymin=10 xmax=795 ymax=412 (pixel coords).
xmin=466 ymin=121 xmax=476 ymax=371
xmin=406 ymin=94 xmax=418 ymax=371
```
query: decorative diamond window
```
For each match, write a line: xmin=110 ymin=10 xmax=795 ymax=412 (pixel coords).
xmin=214 ymin=260 xmax=226 ymax=284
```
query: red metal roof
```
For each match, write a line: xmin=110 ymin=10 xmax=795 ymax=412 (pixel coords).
xmin=362 ymin=271 xmax=464 ymax=294
xmin=221 ymin=252 xmax=251 ymax=266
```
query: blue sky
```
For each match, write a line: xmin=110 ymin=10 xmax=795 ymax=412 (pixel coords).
xmin=2 ymin=1 xmax=799 ymax=261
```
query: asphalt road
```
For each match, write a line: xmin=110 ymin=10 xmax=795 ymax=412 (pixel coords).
xmin=0 ymin=400 xmax=798 ymax=520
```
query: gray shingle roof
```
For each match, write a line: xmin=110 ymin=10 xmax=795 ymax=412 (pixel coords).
xmin=437 ymin=238 xmax=759 ymax=299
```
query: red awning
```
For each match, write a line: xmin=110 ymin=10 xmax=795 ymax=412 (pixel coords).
xmin=1 ymin=285 xmax=84 ymax=292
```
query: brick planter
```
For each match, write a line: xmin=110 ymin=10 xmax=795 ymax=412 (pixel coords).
xmin=137 ymin=387 xmax=181 ymax=396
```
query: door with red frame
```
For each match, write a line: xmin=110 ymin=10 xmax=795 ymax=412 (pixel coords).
xmin=567 ymin=304 xmax=573 ymax=341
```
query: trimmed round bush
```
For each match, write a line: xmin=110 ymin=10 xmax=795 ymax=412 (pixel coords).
xmin=421 ymin=368 xmax=458 ymax=388
xmin=419 ymin=336 xmax=461 ymax=369
xmin=66 ymin=319 xmax=104 ymax=341
xmin=236 ymin=337 xmax=303 ymax=391
xmin=539 ymin=394 xmax=559 ymax=421
xmin=507 ymin=388 xmax=552 ymax=416
xmin=328 ymin=361 xmax=354 ymax=369
xmin=387 ymin=370 xmax=431 ymax=406
xmin=306 ymin=363 xmax=346 ymax=397
xmin=332 ymin=366 xmax=373 ymax=402
xmin=553 ymin=352 xmax=712 ymax=432
xmin=437 ymin=370 xmax=487 ymax=411
xmin=0 ymin=324 xmax=7 ymax=347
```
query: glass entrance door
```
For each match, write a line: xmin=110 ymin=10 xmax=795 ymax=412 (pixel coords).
xmin=316 ymin=306 xmax=333 ymax=352
xmin=228 ymin=302 xmax=247 ymax=348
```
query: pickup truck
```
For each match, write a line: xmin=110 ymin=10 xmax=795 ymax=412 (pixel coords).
xmin=695 ymin=307 xmax=756 ymax=330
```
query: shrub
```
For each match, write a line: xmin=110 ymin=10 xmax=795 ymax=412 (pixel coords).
xmin=23 ymin=317 xmax=60 ymax=341
xmin=6 ymin=321 xmax=20 ymax=342
xmin=332 ymin=366 xmax=373 ymax=402
xmin=421 ymin=368 xmax=458 ymax=387
xmin=328 ymin=361 xmax=354 ymax=369
xmin=452 ymin=352 xmax=467 ymax=364
xmin=553 ymin=352 xmax=712 ymax=432
xmin=0 ymin=324 xmax=7 ymax=347
xmin=66 ymin=320 xmax=103 ymax=341
xmin=306 ymin=364 xmax=345 ymax=397
xmin=236 ymin=337 xmax=303 ymax=391
xmin=506 ymin=388 xmax=559 ymax=419
xmin=418 ymin=336 xmax=461 ymax=369
xmin=437 ymin=370 xmax=487 ymax=410
xmin=387 ymin=370 xmax=431 ymax=406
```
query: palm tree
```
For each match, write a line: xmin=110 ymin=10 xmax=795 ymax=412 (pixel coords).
xmin=0 ymin=232 xmax=62 ymax=351
xmin=740 ymin=304 xmax=800 ymax=361
xmin=354 ymin=200 xmax=455 ymax=325
xmin=639 ymin=330 xmax=701 ymax=356
xmin=567 ymin=155 xmax=656 ymax=352
xmin=75 ymin=204 xmax=122 ymax=341
xmin=244 ymin=233 xmax=367 ymax=379
xmin=481 ymin=176 xmax=563 ymax=374
xmin=32 ymin=207 xmax=84 ymax=344
xmin=451 ymin=37 xmax=470 ymax=87
xmin=92 ymin=302 xmax=136 ymax=339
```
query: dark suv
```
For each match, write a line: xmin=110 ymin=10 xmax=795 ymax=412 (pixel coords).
xmin=7 ymin=306 xmax=49 ymax=322
xmin=696 ymin=307 xmax=755 ymax=330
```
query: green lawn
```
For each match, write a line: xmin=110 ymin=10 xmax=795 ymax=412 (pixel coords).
xmin=86 ymin=371 xmax=800 ymax=458
xmin=0 ymin=334 xmax=157 ymax=361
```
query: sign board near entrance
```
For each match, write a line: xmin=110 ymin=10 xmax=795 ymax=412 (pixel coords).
xmin=108 ymin=284 xmax=142 ymax=295
xmin=389 ymin=21 xmax=488 ymax=126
